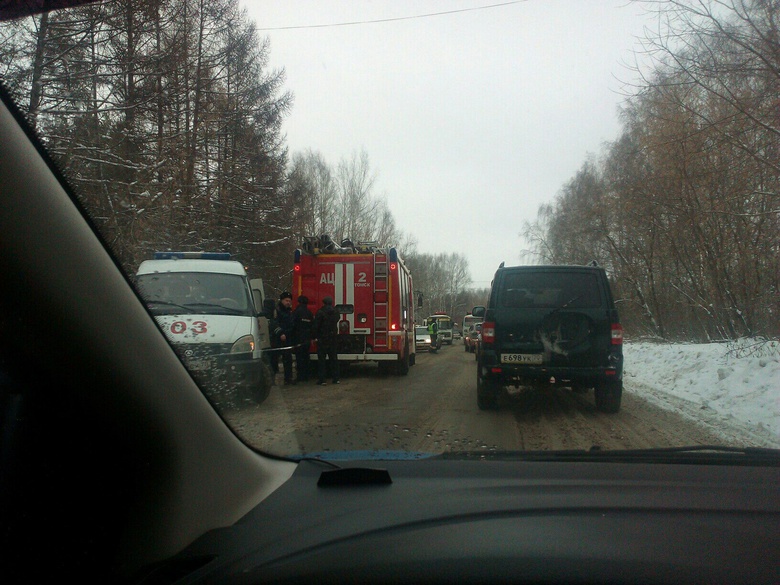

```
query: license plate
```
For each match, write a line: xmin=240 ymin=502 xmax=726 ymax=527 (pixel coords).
xmin=501 ymin=353 xmax=543 ymax=365
xmin=186 ymin=358 xmax=212 ymax=371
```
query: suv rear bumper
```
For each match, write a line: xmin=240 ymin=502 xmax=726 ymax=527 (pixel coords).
xmin=479 ymin=350 xmax=622 ymax=386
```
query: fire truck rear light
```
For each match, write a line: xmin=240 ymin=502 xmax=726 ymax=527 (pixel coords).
xmin=391 ymin=323 xmax=397 ymax=330
xmin=358 ymin=313 xmax=368 ymax=323
xmin=482 ymin=322 xmax=495 ymax=343
xmin=611 ymin=323 xmax=623 ymax=345
xmin=293 ymin=264 xmax=300 ymax=272
xmin=374 ymin=291 xmax=387 ymax=303
xmin=390 ymin=262 xmax=397 ymax=271
xmin=338 ymin=321 xmax=349 ymax=334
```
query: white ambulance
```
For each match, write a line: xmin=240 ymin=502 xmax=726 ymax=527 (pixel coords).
xmin=135 ymin=252 xmax=272 ymax=404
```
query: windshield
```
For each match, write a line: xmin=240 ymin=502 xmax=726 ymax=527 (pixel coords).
xmin=136 ymin=272 xmax=254 ymax=316
xmin=430 ymin=317 xmax=452 ymax=329
xmin=1 ymin=0 xmax=777 ymax=460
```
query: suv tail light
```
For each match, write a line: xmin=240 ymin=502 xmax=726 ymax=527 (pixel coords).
xmin=482 ymin=322 xmax=495 ymax=343
xmin=611 ymin=323 xmax=623 ymax=345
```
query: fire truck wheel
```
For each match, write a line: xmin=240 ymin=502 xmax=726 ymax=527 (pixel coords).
xmin=396 ymin=348 xmax=410 ymax=376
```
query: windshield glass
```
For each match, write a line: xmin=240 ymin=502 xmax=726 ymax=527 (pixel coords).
xmin=1 ymin=0 xmax=777 ymax=460
xmin=137 ymin=272 xmax=253 ymax=316
xmin=463 ymin=316 xmax=481 ymax=328
xmin=430 ymin=316 xmax=452 ymax=329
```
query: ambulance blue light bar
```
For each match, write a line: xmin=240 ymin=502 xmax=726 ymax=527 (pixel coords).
xmin=154 ymin=252 xmax=231 ymax=260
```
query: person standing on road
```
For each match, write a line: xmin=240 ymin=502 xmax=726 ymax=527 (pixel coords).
xmin=291 ymin=295 xmax=314 ymax=382
xmin=427 ymin=319 xmax=438 ymax=349
xmin=271 ymin=291 xmax=295 ymax=385
xmin=312 ymin=296 xmax=340 ymax=386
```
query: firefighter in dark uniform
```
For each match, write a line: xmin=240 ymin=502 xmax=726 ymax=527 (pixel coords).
xmin=312 ymin=296 xmax=340 ymax=385
xmin=291 ymin=295 xmax=313 ymax=382
xmin=271 ymin=291 xmax=295 ymax=385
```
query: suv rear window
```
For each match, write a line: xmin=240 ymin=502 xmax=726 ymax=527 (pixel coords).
xmin=499 ymin=271 xmax=602 ymax=309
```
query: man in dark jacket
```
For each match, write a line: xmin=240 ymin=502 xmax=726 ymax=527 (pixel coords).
xmin=291 ymin=295 xmax=314 ymax=382
xmin=312 ymin=296 xmax=340 ymax=385
xmin=271 ymin=291 xmax=295 ymax=385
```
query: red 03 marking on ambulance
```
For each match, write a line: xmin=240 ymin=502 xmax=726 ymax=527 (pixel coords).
xmin=170 ymin=321 xmax=208 ymax=334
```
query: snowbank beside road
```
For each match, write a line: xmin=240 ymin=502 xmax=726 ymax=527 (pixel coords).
xmin=623 ymin=340 xmax=780 ymax=447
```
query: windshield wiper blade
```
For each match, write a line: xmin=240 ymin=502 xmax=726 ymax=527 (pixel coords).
xmin=598 ymin=445 xmax=780 ymax=463
xmin=182 ymin=302 xmax=245 ymax=315
xmin=437 ymin=446 xmax=780 ymax=465
xmin=617 ymin=445 xmax=778 ymax=456
xmin=145 ymin=300 xmax=190 ymax=312
xmin=546 ymin=293 xmax=585 ymax=315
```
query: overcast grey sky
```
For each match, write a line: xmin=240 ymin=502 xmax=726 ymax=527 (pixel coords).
xmin=249 ymin=0 xmax=657 ymax=288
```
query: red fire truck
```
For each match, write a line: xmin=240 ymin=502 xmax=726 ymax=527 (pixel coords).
xmin=293 ymin=236 xmax=417 ymax=375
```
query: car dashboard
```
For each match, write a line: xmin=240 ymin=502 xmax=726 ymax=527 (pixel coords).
xmin=140 ymin=458 xmax=780 ymax=584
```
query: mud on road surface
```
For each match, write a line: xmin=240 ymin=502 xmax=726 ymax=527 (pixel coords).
xmin=223 ymin=345 xmax=755 ymax=457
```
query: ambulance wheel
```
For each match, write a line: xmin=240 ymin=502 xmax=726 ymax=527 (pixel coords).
xmin=251 ymin=381 xmax=270 ymax=405
xmin=250 ymin=360 xmax=273 ymax=404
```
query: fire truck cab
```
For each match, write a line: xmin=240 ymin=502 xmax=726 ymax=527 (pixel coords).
xmin=293 ymin=236 xmax=416 ymax=375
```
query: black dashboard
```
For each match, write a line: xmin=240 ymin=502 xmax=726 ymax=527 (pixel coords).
xmin=141 ymin=458 xmax=780 ymax=584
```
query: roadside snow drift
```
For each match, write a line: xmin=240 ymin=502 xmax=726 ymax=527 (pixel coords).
xmin=624 ymin=340 xmax=779 ymax=447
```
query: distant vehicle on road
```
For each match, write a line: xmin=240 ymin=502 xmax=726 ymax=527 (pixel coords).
xmin=462 ymin=314 xmax=483 ymax=347
xmin=465 ymin=323 xmax=481 ymax=354
xmin=415 ymin=326 xmax=432 ymax=352
xmin=425 ymin=312 xmax=453 ymax=345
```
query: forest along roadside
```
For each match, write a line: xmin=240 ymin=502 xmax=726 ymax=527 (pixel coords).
xmin=223 ymin=344 xmax=765 ymax=456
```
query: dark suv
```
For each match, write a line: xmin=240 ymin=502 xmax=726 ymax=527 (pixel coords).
xmin=472 ymin=264 xmax=623 ymax=412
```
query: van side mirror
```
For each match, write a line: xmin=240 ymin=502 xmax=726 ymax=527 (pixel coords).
xmin=471 ymin=306 xmax=486 ymax=318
